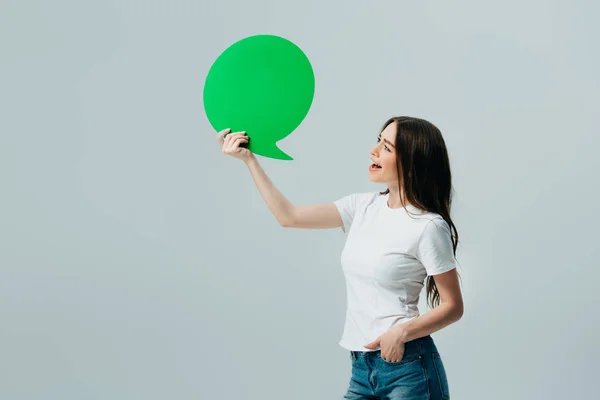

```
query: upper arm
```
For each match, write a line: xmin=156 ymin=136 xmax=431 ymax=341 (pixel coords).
xmin=416 ymin=218 xmax=463 ymax=316
xmin=284 ymin=203 xmax=344 ymax=229
xmin=283 ymin=192 xmax=372 ymax=230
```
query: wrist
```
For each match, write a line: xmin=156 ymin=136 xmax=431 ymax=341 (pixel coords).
xmin=394 ymin=323 xmax=411 ymax=343
xmin=244 ymin=154 xmax=257 ymax=166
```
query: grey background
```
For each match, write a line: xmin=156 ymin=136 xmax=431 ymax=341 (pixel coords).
xmin=1 ymin=0 xmax=598 ymax=399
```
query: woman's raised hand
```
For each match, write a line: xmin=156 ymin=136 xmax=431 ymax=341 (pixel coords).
xmin=216 ymin=128 xmax=253 ymax=162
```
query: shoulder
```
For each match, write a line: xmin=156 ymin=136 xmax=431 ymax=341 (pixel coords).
xmin=355 ymin=191 xmax=381 ymax=204
xmin=335 ymin=191 xmax=380 ymax=207
xmin=333 ymin=191 xmax=381 ymax=218
xmin=418 ymin=215 xmax=452 ymax=240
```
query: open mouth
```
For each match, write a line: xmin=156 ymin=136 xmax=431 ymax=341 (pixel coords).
xmin=371 ymin=163 xmax=382 ymax=169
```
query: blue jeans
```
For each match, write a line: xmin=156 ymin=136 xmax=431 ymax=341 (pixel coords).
xmin=344 ymin=335 xmax=450 ymax=400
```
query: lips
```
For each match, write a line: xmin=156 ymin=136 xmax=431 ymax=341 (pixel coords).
xmin=370 ymin=159 xmax=382 ymax=169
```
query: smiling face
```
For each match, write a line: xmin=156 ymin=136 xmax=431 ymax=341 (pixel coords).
xmin=369 ymin=122 xmax=400 ymax=184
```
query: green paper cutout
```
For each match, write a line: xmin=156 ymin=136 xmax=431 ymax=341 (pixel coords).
xmin=203 ymin=34 xmax=315 ymax=160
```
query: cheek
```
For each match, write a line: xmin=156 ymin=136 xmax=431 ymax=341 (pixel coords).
xmin=384 ymin=157 xmax=397 ymax=174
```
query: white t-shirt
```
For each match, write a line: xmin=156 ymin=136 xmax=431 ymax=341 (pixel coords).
xmin=333 ymin=191 xmax=458 ymax=351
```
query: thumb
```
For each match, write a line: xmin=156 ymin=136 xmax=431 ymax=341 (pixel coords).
xmin=364 ymin=338 xmax=380 ymax=349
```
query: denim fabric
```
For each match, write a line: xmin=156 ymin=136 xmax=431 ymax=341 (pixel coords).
xmin=344 ymin=335 xmax=450 ymax=400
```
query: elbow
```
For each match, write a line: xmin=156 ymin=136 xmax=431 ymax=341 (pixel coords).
xmin=452 ymin=302 xmax=464 ymax=322
xmin=280 ymin=218 xmax=295 ymax=228
xmin=443 ymin=300 xmax=463 ymax=322
xmin=279 ymin=210 xmax=297 ymax=228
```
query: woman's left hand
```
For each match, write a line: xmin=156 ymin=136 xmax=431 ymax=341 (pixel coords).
xmin=364 ymin=327 xmax=407 ymax=362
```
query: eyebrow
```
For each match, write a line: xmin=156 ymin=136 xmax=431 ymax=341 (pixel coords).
xmin=378 ymin=135 xmax=395 ymax=148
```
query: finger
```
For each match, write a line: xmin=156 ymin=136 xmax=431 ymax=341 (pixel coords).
xmin=217 ymin=128 xmax=231 ymax=141
xmin=223 ymin=131 xmax=247 ymax=145
xmin=230 ymin=136 xmax=249 ymax=149
xmin=389 ymin=352 xmax=403 ymax=362
xmin=229 ymin=132 xmax=248 ymax=141
xmin=223 ymin=137 xmax=249 ymax=155
xmin=236 ymin=137 xmax=250 ymax=149
xmin=234 ymin=135 xmax=249 ymax=142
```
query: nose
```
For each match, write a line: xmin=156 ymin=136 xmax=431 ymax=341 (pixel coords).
xmin=370 ymin=146 xmax=379 ymax=157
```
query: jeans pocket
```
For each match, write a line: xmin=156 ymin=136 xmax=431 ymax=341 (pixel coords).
xmin=378 ymin=353 xmax=421 ymax=366
xmin=432 ymin=352 xmax=450 ymax=399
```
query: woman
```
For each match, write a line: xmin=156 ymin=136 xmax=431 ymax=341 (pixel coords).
xmin=217 ymin=116 xmax=463 ymax=400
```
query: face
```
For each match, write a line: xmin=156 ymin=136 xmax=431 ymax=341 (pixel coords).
xmin=368 ymin=122 xmax=399 ymax=184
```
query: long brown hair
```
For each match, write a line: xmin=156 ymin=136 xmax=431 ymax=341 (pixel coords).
xmin=379 ymin=116 xmax=459 ymax=309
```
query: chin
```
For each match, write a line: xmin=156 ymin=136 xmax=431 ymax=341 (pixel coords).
xmin=368 ymin=173 xmax=382 ymax=183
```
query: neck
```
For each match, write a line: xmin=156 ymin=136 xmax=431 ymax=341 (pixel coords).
xmin=386 ymin=186 xmax=408 ymax=208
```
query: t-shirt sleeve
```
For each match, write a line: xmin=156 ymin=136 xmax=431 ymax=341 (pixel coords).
xmin=416 ymin=218 xmax=458 ymax=276
xmin=333 ymin=193 xmax=362 ymax=233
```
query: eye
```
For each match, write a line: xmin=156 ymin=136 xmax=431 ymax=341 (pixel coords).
xmin=377 ymin=137 xmax=391 ymax=152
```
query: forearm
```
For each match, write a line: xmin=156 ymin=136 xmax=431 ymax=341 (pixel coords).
xmin=396 ymin=302 xmax=463 ymax=343
xmin=244 ymin=155 xmax=295 ymax=226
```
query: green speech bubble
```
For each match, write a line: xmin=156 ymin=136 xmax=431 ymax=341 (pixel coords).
xmin=203 ymin=34 xmax=315 ymax=160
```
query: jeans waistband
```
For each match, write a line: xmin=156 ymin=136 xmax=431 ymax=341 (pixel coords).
xmin=350 ymin=335 xmax=436 ymax=361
